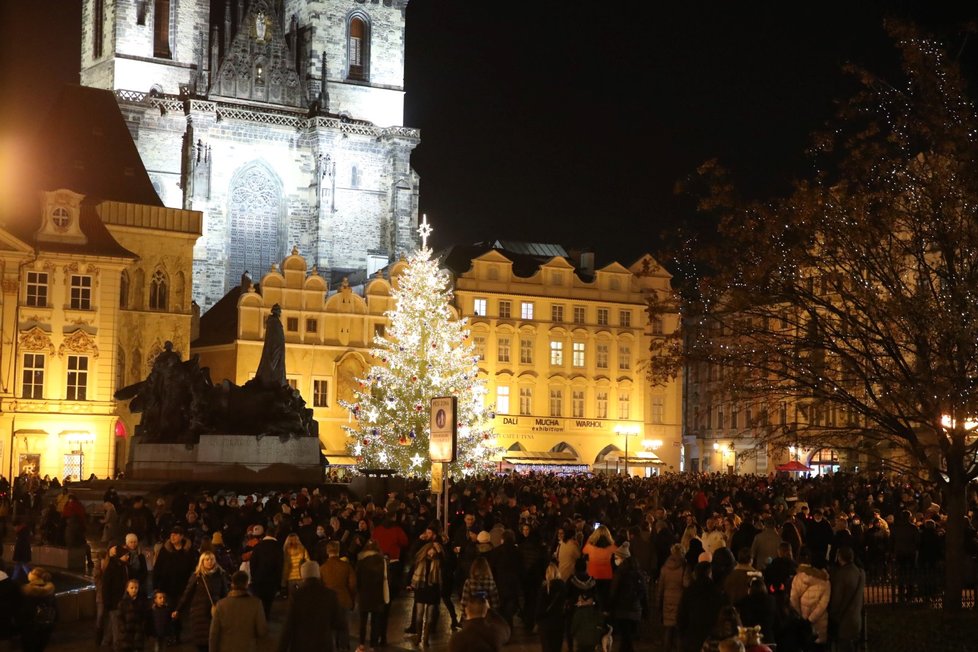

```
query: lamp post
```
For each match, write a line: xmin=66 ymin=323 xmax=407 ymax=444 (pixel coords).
xmin=615 ymin=424 xmax=640 ymax=476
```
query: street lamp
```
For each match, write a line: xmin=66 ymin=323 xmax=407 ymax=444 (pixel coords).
xmin=615 ymin=424 xmax=640 ymax=476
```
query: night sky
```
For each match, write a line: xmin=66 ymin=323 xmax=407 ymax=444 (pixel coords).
xmin=3 ymin=2 xmax=978 ymax=268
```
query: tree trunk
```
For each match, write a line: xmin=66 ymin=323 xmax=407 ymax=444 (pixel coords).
xmin=944 ymin=478 xmax=967 ymax=611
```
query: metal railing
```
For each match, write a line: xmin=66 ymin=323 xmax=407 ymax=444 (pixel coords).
xmin=864 ymin=565 xmax=975 ymax=609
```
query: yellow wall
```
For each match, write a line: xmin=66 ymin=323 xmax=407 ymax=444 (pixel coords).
xmin=193 ymin=248 xmax=684 ymax=472
xmin=0 ymin=191 xmax=200 ymax=480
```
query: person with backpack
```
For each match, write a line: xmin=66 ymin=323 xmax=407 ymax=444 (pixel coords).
xmin=19 ymin=567 xmax=57 ymax=652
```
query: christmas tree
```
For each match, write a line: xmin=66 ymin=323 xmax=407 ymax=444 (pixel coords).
xmin=341 ymin=218 xmax=500 ymax=476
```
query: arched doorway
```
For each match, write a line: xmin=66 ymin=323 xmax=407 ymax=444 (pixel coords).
xmin=227 ymin=162 xmax=286 ymax=292
xmin=808 ymin=448 xmax=840 ymax=476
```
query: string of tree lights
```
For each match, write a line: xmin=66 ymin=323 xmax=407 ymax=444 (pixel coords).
xmin=340 ymin=218 xmax=500 ymax=476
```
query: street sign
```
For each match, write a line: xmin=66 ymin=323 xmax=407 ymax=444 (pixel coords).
xmin=431 ymin=462 xmax=443 ymax=494
xmin=430 ymin=396 xmax=457 ymax=462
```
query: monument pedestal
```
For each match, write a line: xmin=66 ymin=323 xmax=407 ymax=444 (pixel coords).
xmin=128 ymin=434 xmax=322 ymax=484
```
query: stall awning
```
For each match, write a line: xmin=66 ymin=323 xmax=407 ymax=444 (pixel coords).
xmin=601 ymin=450 xmax=665 ymax=465
xmin=502 ymin=451 xmax=583 ymax=465
xmin=323 ymin=451 xmax=359 ymax=466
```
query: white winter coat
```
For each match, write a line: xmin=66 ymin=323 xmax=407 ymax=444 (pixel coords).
xmin=790 ymin=564 xmax=831 ymax=643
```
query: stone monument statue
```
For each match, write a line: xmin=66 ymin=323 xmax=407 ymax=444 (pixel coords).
xmin=255 ymin=304 xmax=286 ymax=388
xmin=116 ymin=308 xmax=317 ymax=443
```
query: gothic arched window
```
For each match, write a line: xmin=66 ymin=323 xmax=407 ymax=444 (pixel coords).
xmin=227 ymin=163 xmax=285 ymax=292
xmin=154 ymin=0 xmax=171 ymax=58
xmin=149 ymin=269 xmax=168 ymax=311
xmin=119 ymin=271 xmax=130 ymax=309
xmin=93 ymin=0 xmax=105 ymax=58
xmin=347 ymin=15 xmax=369 ymax=81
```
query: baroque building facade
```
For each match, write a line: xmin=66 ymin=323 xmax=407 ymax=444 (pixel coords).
xmin=192 ymin=243 xmax=684 ymax=473
xmin=79 ymin=0 xmax=420 ymax=310
xmin=0 ymin=87 xmax=201 ymax=481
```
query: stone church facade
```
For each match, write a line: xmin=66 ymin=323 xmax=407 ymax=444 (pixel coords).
xmin=79 ymin=0 xmax=420 ymax=310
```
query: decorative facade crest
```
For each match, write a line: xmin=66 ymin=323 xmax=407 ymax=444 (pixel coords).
xmin=59 ymin=329 xmax=99 ymax=358
xmin=19 ymin=327 xmax=55 ymax=354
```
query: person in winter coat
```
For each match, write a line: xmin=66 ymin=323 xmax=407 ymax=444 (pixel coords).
xmin=99 ymin=544 xmax=133 ymax=648
xmin=209 ymin=571 xmax=267 ymax=652
xmin=461 ymin=556 xmax=500 ymax=615
xmin=0 ymin=566 xmax=23 ymax=650
xmin=174 ymin=551 xmax=230 ymax=652
xmin=115 ymin=579 xmax=148 ymax=652
xmin=518 ymin=523 xmax=547 ymax=633
xmin=449 ymin=595 xmax=510 ymax=652
xmin=101 ymin=501 xmax=122 ymax=550
xmin=569 ymin=592 xmax=603 ymax=652
xmin=763 ymin=542 xmax=797 ymax=595
xmin=724 ymin=547 xmax=762 ymax=605
xmin=279 ymin=561 xmax=345 ymax=652
xmin=409 ymin=541 xmax=444 ymax=647
xmin=249 ymin=530 xmax=284 ymax=619
xmin=828 ymin=546 xmax=864 ymax=652
xmin=736 ymin=577 xmax=777 ymax=646
xmin=152 ymin=526 xmax=196 ymax=643
xmin=657 ymin=543 xmax=686 ymax=652
xmin=582 ymin=525 xmax=616 ymax=607
xmin=608 ymin=542 xmax=645 ymax=652
xmin=281 ymin=533 xmax=309 ymax=598
xmin=488 ymin=529 xmax=523 ymax=630
xmin=534 ymin=563 xmax=566 ymax=652
xmin=355 ymin=540 xmax=389 ymax=647
xmin=13 ymin=522 xmax=33 ymax=582
xmin=789 ymin=548 xmax=831 ymax=645
xmin=321 ymin=540 xmax=355 ymax=652
xmin=18 ymin=567 xmax=57 ymax=652
xmin=677 ymin=562 xmax=728 ymax=652
xmin=750 ymin=519 xmax=782 ymax=571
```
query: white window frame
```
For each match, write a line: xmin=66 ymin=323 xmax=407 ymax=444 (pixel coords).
xmin=22 ymin=353 xmax=45 ymax=399
xmin=521 ymin=301 xmax=534 ymax=320
xmin=473 ymin=298 xmax=487 ymax=316
xmin=572 ymin=342 xmax=585 ymax=368
xmin=497 ymin=336 xmax=511 ymax=363
xmin=70 ymin=274 xmax=93 ymax=310
xmin=549 ymin=340 xmax=563 ymax=366
xmin=572 ymin=390 xmax=585 ymax=418
xmin=499 ymin=300 xmax=511 ymax=319
xmin=26 ymin=271 xmax=48 ymax=307
xmin=313 ymin=379 xmax=329 ymax=407
xmin=66 ymin=355 xmax=89 ymax=401
xmin=549 ymin=388 xmax=563 ymax=417
xmin=519 ymin=387 xmax=533 ymax=415
xmin=596 ymin=391 xmax=608 ymax=419
xmin=496 ymin=386 xmax=510 ymax=414
xmin=520 ymin=338 xmax=533 ymax=364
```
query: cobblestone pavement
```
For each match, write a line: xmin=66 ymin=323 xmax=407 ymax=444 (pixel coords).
xmin=41 ymin=591 xmax=664 ymax=652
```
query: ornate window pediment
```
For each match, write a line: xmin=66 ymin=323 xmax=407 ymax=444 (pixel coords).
xmin=19 ymin=327 xmax=55 ymax=355
xmin=59 ymin=329 xmax=99 ymax=359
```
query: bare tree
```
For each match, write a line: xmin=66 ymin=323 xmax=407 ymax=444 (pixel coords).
xmin=654 ymin=23 xmax=978 ymax=609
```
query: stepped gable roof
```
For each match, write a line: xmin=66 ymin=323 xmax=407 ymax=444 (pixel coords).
xmin=193 ymin=285 xmax=245 ymax=348
xmin=25 ymin=85 xmax=163 ymax=207
xmin=440 ymin=240 xmax=593 ymax=279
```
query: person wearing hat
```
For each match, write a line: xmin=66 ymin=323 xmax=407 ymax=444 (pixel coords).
xmin=608 ymin=542 xmax=645 ymax=652
xmin=152 ymin=526 xmax=196 ymax=644
xmin=475 ymin=531 xmax=493 ymax=555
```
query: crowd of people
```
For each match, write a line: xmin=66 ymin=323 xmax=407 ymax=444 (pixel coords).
xmin=0 ymin=468 xmax=973 ymax=652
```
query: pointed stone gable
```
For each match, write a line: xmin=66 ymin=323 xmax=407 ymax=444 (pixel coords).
xmin=211 ymin=0 xmax=305 ymax=108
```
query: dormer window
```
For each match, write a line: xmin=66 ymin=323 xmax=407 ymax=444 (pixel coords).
xmin=51 ymin=207 xmax=70 ymax=230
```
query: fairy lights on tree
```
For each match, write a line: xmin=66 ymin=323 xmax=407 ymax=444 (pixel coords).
xmin=341 ymin=215 xmax=500 ymax=476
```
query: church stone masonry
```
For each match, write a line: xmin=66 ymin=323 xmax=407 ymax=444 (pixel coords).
xmin=80 ymin=0 xmax=420 ymax=311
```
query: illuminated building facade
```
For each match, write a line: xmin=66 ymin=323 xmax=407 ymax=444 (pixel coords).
xmin=192 ymin=243 xmax=684 ymax=473
xmin=0 ymin=87 xmax=201 ymax=481
xmin=79 ymin=0 xmax=420 ymax=310
xmin=443 ymin=242 xmax=683 ymax=473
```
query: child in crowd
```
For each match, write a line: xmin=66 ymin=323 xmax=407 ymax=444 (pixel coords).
xmin=150 ymin=589 xmax=173 ymax=651
xmin=116 ymin=578 xmax=148 ymax=652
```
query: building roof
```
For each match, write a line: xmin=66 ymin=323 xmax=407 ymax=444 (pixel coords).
xmin=22 ymin=85 xmax=164 ymax=207
xmin=439 ymin=241 xmax=592 ymax=280
xmin=192 ymin=285 xmax=244 ymax=347
xmin=1 ymin=85 xmax=162 ymax=260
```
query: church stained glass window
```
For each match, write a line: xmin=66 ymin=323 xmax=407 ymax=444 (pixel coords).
xmin=228 ymin=165 xmax=284 ymax=292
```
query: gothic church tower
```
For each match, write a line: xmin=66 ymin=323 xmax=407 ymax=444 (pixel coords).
xmin=80 ymin=0 xmax=420 ymax=310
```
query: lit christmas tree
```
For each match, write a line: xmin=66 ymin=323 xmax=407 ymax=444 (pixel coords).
xmin=341 ymin=217 xmax=500 ymax=476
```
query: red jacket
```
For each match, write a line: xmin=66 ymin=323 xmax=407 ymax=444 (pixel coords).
xmin=371 ymin=524 xmax=408 ymax=562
